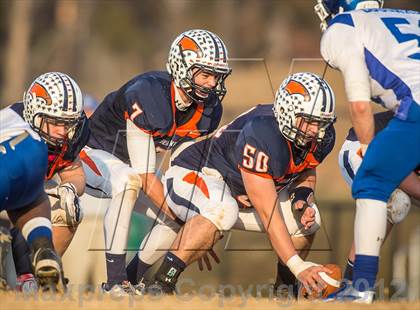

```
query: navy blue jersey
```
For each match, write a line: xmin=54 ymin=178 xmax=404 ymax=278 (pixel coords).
xmin=88 ymin=71 xmax=222 ymax=164
xmin=173 ymin=104 xmax=335 ymax=204
xmin=10 ymin=102 xmax=89 ymax=179
xmin=346 ymin=111 xmax=394 ymax=141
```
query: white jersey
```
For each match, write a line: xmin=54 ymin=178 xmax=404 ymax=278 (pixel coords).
xmin=0 ymin=106 xmax=40 ymax=143
xmin=321 ymin=8 xmax=420 ymax=116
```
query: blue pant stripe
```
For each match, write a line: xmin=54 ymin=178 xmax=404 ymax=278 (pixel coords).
xmin=166 ymin=178 xmax=201 ymax=214
xmin=343 ymin=150 xmax=355 ymax=180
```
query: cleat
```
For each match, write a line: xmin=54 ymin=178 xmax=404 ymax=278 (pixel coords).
xmin=271 ymin=283 xmax=298 ymax=300
xmin=16 ymin=273 xmax=38 ymax=293
xmin=0 ymin=227 xmax=12 ymax=290
xmin=324 ymin=283 xmax=375 ymax=304
xmin=133 ymin=278 xmax=150 ymax=295
xmin=324 ymin=279 xmax=351 ymax=300
xmin=144 ymin=280 xmax=175 ymax=296
xmin=32 ymin=247 xmax=65 ymax=292
xmin=102 ymin=280 xmax=137 ymax=296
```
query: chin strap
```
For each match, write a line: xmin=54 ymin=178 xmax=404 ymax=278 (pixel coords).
xmin=173 ymin=84 xmax=192 ymax=111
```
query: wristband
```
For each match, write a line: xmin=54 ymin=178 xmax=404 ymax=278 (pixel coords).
xmin=289 ymin=186 xmax=314 ymax=206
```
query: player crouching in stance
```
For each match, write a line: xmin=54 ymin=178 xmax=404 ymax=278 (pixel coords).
xmin=0 ymin=72 xmax=87 ymax=291
xmin=80 ymin=29 xmax=231 ymax=295
xmin=7 ymin=72 xmax=88 ymax=292
xmin=134 ymin=72 xmax=337 ymax=296
xmin=332 ymin=111 xmax=420 ymax=296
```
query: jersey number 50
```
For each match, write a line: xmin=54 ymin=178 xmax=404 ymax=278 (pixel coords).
xmin=242 ymin=144 xmax=269 ymax=173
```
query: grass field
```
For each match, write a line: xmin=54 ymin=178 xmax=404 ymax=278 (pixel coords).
xmin=1 ymin=292 xmax=419 ymax=310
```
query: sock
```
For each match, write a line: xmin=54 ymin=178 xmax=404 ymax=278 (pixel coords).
xmin=155 ymin=252 xmax=186 ymax=286
xmin=21 ymin=217 xmax=52 ymax=246
xmin=352 ymin=199 xmax=386 ymax=291
xmin=105 ymin=253 xmax=127 ymax=285
xmin=343 ymin=259 xmax=354 ymax=282
xmin=353 ymin=254 xmax=379 ymax=291
xmin=10 ymin=228 xmax=32 ymax=276
xmin=274 ymin=261 xmax=297 ymax=297
xmin=126 ymin=253 xmax=151 ymax=284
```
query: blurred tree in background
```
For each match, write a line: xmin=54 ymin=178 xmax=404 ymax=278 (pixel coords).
xmin=0 ymin=0 xmax=418 ymax=201
xmin=1 ymin=0 xmax=418 ymax=105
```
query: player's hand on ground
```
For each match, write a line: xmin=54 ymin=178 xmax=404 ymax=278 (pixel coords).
xmin=301 ymin=206 xmax=316 ymax=230
xmin=46 ymin=183 xmax=83 ymax=224
xmin=197 ymin=249 xmax=220 ymax=271
xmin=297 ymin=264 xmax=332 ymax=294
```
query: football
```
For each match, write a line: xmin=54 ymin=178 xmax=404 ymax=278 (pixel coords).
xmin=299 ymin=264 xmax=342 ymax=300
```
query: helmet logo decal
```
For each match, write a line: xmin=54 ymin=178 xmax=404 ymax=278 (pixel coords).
xmin=29 ymin=82 xmax=52 ymax=105
xmin=178 ymin=36 xmax=202 ymax=56
xmin=285 ymin=80 xmax=311 ymax=101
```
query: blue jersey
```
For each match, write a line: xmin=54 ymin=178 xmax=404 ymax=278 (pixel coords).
xmin=88 ymin=71 xmax=222 ymax=164
xmin=0 ymin=107 xmax=48 ymax=211
xmin=173 ymin=104 xmax=335 ymax=204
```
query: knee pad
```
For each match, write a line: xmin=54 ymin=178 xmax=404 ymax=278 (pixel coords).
xmin=204 ymin=203 xmax=239 ymax=232
xmin=126 ymin=174 xmax=142 ymax=194
xmin=387 ymin=189 xmax=411 ymax=224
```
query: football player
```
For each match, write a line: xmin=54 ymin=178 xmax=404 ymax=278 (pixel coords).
xmin=8 ymin=72 xmax=88 ymax=292
xmin=130 ymin=72 xmax=337 ymax=296
xmin=80 ymin=29 xmax=231 ymax=295
xmin=315 ymin=0 xmax=420 ymax=303
xmin=336 ymin=111 xmax=420 ymax=292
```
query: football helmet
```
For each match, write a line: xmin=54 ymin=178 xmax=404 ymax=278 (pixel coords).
xmin=23 ymin=72 xmax=86 ymax=148
xmin=314 ymin=0 xmax=384 ymax=31
xmin=273 ymin=72 xmax=336 ymax=150
xmin=167 ymin=29 xmax=232 ymax=108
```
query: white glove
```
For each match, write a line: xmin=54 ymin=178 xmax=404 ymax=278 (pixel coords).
xmin=45 ymin=183 xmax=83 ymax=225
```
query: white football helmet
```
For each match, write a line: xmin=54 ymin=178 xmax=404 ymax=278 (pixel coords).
xmin=314 ymin=0 xmax=384 ymax=31
xmin=167 ymin=29 xmax=232 ymax=107
xmin=23 ymin=72 xmax=85 ymax=147
xmin=273 ymin=72 xmax=336 ymax=150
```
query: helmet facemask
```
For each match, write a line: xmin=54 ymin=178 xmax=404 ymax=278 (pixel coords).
xmin=32 ymin=112 xmax=86 ymax=152
xmin=291 ymin=114 xmax=335 ymax=150
xmin=180 ymin=64 xmax=231 ymax=106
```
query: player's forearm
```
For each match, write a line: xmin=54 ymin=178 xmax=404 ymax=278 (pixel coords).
xmin=140 ymin=173 xmax=176 ymax=220
xmin=58 ymin=159 xmax=86 ymax=195
xmin=261 ymin=205 xmax=298 ymax=264
xmin=242 ymin=174 xmax=297 ymax=264
xmin=349 ymin=101 xmax=374 ymax=146
xmin=292 ymin=169 xmax=316 ymax=191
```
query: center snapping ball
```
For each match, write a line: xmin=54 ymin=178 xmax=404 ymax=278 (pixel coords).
xmin=299 ymin=264 xmax=342 ymax=299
